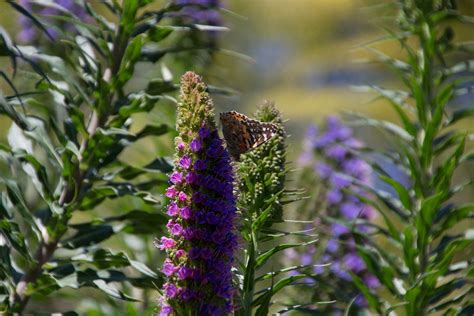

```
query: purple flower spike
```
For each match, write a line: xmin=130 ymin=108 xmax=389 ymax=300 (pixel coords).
xmin=327 ymin=189 xmax=343 ymax=204
xmin=330 ymin=173 xmax=351 ymax=188
xmin=167 ymin=202 xmax=180 ymax=216
xmin=162 ymin=259 xmax=177 ymax=276
xmin=194 ymin=159 xmax=207 ymax=171
xmin=180 ymin=206 xmax=192 ymax=219
xmin=163 ymin=283 xmax=179 ymax=298
xmin=159 ymin=237 xmax=176 ymax=250
xmin=178 ymin=191 xmax=188 ymax=202
xmin=165 ymin=187 xmax=178 ymax=198
xmin=190 ymin=138 xmax=202 ymax=152
xmin=158 ymin=72 xmax=236 ymax=315
xmin=159 ymin=305 xmax=173 ymax=316
xmin=179 ymin=156 xmax=192 ymax=169
xmin=199 ymin=126 xmax=211 ymax=139
xmin=294 ymin=117 xmax=378 ymax=314
xmin=170 ymin=171 xmax=184 ymax=184
xmin=185 ymin=171 xmax=197 ymax=184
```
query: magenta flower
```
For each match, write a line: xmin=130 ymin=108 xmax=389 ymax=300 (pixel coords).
xmin=165 ymin=187 xmax=178 ymax=198
xmin=178 ymin=191 xmax=188 ymax=202
xmin=167 ymin=202 xmax=180 ymax=216
xmin=175 ymin=249 xmax=186 ymax=258
xmin=159 ymin=305 xmax=173 ymax=316
xmin=157 ymin=72 xmax=236 ymax=315
xmin=179 ymin=156 xmax=192 ymax=169
xmin=162 ymin=259 xmax=177 ymax=277
xmin=159 ymin=237 xmax=177 ymax=250
xmin=163 ymin=283 xmax=179 ymax=298
xmin=190 ymin=139 xmax=202 ymax=152
xmin=180 ymin=206 xmax=192 ymax=219
xmin=170 ymin=172 xmax=184 ymax=184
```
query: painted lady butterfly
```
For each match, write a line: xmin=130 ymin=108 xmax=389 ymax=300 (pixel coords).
xmin=219 ymin=111 xmax=278 ymax=160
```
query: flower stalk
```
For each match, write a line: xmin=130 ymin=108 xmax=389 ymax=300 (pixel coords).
xmin=157 ymin=72 xmax=237 ymax=316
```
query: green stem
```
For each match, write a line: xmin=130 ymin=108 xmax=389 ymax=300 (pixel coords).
xmin=242 ymin=230 xmax=258 ymax=316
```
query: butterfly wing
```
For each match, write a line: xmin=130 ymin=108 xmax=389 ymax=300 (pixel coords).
xmin=220 ymin=111 xmax=278 ymax=160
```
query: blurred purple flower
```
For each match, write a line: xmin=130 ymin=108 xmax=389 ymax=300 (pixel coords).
xmin=291 ymin=116 xmax=379 ymax=313
xmin=17 ymin=0 xmax=91 ymax=43
xmin=159 ymin=305 xmax=173 ymax=316
xmin=173 ymin=0 xmax=222 ymax=26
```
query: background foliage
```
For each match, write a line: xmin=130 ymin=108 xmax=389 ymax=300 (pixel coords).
xmin=348 ymin=1 xmax=474 ymax=314
xmin=0 ymin=0 xmax=224 ymax=314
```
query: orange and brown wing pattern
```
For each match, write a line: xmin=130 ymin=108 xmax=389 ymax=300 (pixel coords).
xmin=219 ymin=111 xmax=278 ymax=160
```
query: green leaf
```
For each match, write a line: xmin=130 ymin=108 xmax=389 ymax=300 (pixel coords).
xmin=402 ymin=226 xmax=417 ymax=277
xmin=121 ymin=0 xmax=139 ymax=34
xmin=118 ymin=157 xmax=173 ymax=180
xmin=116 ymin=35 xmax=144 ymax=88
xmin=255 ymin=240 xmax=317 ymax=270
xmin=147 ymin=26 xmax=173 ymax=42
xmin=0 ymin=220 xmax=32 ymax=261
xmin=93 ymin=280 xmax=139 ymax=302
xmin=356 ymin=194 xmax=401 ymax=241
xmin=379 ymin=175 xmax=412 ymax=210
xmin=447 ymin=107 xmax=474 ymax=126
xmin=0 ymin=94 xmax=27 ymax=130
xmin=428 ymin=278 xmax=467 ymax=306
xmin=146 ymin=79 xmax=176 ymax=95
xmin=79 ymin=182 xmax=161 ymax=209
xmin=25 ymin=273 xmax=60 ymax=296
xmin=420 ymin=192 xmax=445 ymax=225
xmin=135 ymin=124 xmax=170 ymax=139
xmin=2 ymin=180 xmax=42 ymax=241
xmin=350 ymin=114 xmax=414 ymax=142
xmin=435 ymin=203 xmax=474 ymax=237
xmin=106 ymin=210 xmax=167 ymax=235
xmin=129 ymin=260 xmax=158 ymax=279
xmin=349 ymin=272 xmax=382 ymax=313
xmin=252 ymin=274 xmax=308 ymax=307
xmin=14 ymin=150 xmax=53 ymax=201
xmin=254 ymin=281 xmax=272 ymax=316
xmin=63 ymin=224 xmax=115 ymax=249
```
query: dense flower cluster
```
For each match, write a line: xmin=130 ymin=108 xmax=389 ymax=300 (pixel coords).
xmin=17 ymin=0 xmax=90 ymax=43
xmin=174 ymin=0 xmax=222 ymax=26
xmin=156 ymin=72 xmax=237 ymax=315
xmin=236 ymin=102 xmax=286 ymax=228
xmin=290 ymin=116 xmax=379 ymax=313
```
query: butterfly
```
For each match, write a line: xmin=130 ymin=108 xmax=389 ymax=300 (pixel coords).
xmin=219 ymin=111 xmax=278 ymax=160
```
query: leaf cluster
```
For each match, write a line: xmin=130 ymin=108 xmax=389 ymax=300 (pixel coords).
xmin=351 ymin=1 xmax=474 ymax=315
xmin=0 ymin=1 xmax=222 ymax=313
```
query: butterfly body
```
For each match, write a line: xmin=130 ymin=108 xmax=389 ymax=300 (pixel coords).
xmin=219 ymin=111 xmax=278 ymax=160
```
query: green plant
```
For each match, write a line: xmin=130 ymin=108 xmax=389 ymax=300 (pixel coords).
xmin=234 ymin=102 xmax=313 ymax=315
xmin=352 ymin=1 xmax=474 ymax=314
xmin=0 ymin=1 xmax=224 ymax=314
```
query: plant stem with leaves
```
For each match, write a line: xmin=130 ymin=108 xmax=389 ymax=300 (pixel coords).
xmin=235 ymin=102 xmax=311 ymax=315
xmin=352 ymin=1 xmax=474 ymax=315
xmin=0 ymin=1 xmax=222 ymax=314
